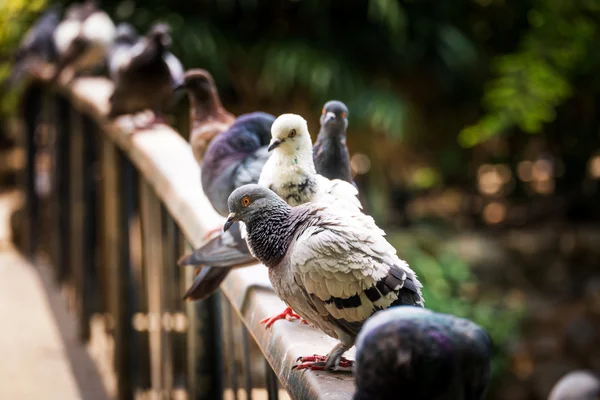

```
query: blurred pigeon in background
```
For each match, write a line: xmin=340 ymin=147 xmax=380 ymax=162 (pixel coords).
xmin=178 ymin=113 xmax=360 ymax=305
xmin=107 ymin=23 xmax=138 ymax=81
xmin=107 ymin=23 xmax=183 ymax=127
xmin=177 ymin=69 xmax=235 ymax=164
xmin=222 ymin=184 xmax=423 ymax=371
xmin=53 ymin=0 xmax=116 ymax=82
xmin=353 ymin=306 xmax=492 ymax=400
xmin=313 ymin=100 xmax=353 ymax=184
xmin=6 ymin=5 xmax=62 ymax=87
xmin=178 ymin=112 xmax=275 ymax=301
xmin=548 ymin=371 xmax=600 ymax=400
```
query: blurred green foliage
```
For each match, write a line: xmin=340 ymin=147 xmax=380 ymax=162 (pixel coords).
xmin=389 ymin=230 xmax=524 ymax=378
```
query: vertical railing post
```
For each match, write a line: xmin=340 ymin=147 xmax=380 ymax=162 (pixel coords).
xmin=21 ymin=84 xmax=43 ymax=258
xmin=52 ymin=95 xmax=71 ymax=283
xmin=140 ymin=181 xmax=167 ymax=397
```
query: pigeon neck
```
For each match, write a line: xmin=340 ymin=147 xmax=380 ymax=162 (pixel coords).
xmin=244 ymin=204 xmax=299 ymax=268
xmin=270 ymin=136 xmax=316 ymax=175
xmin=189 ymin=90 xmax=224 ymax=126
xmin=318 ymin=124 xmax=346 ymax=138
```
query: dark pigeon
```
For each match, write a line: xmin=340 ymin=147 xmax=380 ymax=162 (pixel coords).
xmin=107 ymin=23 xmax=138 ymax=81
xmin=108 ymin=23 xmax=183 ymax=125
xmin=353 ymin=306 xmax=492 ymax=400
xmin=7 ymin=5 xmax=62 ymax=87
xmin=177 ymin=69 xmax=235 ymax=165
xmin=313 ymin=100 xmax=354 ymax=184
xmin=178 ymin=112 xmax=275 ymax=300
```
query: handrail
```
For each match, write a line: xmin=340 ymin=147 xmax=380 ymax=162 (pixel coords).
xmin=30 ymin=74 xmax=355 ymax=399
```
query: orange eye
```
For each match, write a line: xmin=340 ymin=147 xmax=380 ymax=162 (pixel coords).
xmin=341 ymin=112 xmax=347 ymax=118
xmin=322 ymin=107 xmax=326 ymax=115
xmin=242 ymin=197 xmax=251 ymax=207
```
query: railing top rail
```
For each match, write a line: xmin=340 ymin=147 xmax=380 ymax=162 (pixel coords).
xmin=33 ymin=75 xmax=355 ymax=399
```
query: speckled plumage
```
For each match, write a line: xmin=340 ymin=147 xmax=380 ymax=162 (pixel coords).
xmin=353 ymin=307 xmax=492 ymax=400
xmin=225 ymin=184 xmax=423 ymax=370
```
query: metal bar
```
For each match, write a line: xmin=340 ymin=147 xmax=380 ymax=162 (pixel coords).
xmin=171 ymin=226 xmax=188 ymax=394
xmin=241 ymin=326 xmax=253 ymax=400
xmin=53 ymin=95 xmax=71 ymax=283
xmin=21 ymin=84 xmax=43 ymax=258
xmin=160 ymin=205 xmax=175 ymax=395
xmin=140 ymin=181 xmax=166 ymax=396
xmin=224 ymin=301 xmax=239 ymax=400
xmin=265 ymin=359 xmax=279 ymax=400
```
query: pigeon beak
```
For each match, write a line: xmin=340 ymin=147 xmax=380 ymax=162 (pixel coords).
xmin=324 ymin=111 xmax=336 ymax=125
xmin=268 ymin=138 xmax=284 ymax=152
xmin=223 ymin=212 xmax=238 ymax=232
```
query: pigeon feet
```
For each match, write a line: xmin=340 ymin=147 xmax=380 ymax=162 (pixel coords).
xmin=260 ymin=307 xmax=307 ymax=328
xmin=292 ymin=355 xmax=353 ymax=372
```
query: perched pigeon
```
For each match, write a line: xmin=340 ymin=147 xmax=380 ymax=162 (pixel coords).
xmin=177 ymin=69 xmax=235 ymax=164
xmin=179 ymin=113 xmax=359 ymax=305
xmin=108 ymin=23 xmax=183 ymax=125
xmin=53 ymin=1 xmax=116 ymax=82
xmin=222 ymin=184 xmax=423 ymax=371
xmin=313 ymin=100 xmax=353 ymax=184
xmin=7 ymin=5 xmax=62 ymax=87
xmin=178 ymin=111 xmax=274 ymax=300
xmin=353 ymin=306 xmax=492 ymax=400
xmin=107 ymin=23 xmax=138 ymax=81
xmin=548 ymin=371 xmax=600 ymax=400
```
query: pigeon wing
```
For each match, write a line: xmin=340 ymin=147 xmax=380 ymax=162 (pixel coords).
xmin=290 ymin=210 xmax=423 ymax=334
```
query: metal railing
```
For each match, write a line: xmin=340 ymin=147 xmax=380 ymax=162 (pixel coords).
xmin=14 ymin=75 xmax=355 ymax=400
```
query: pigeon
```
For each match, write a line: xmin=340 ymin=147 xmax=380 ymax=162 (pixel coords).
xmin=548 ymin=371 xmax=600 ymax=400
xmin=353 ymin=306 xmax=492 ymax=400
xmin=177 ymin=69 xmax=235 ymax=165
xmin=222 ymin=184 xmax=423 ymax=371
xmin=107 ymin=23 xmax=184 ymax=126
xmin=179 ymin=113 xmax=360 ymax=305
xmin=7 ymin=5 xmax=62 ymax=87
xmin=178 ymin=111 xmax=275 ymax=300
xmin=313 ymin=100 xmax=354 ymax=184
xmin=52 ymin=1 xmax=116 ymax=82
xmin=107 ymin=23 xmax=138 ymax=81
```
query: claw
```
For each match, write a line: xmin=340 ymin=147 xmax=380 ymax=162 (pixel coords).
xmin=292 ymin=355 xmax=353 ymax=372
xmin=260 ymin=307 xmax=302 ymax=328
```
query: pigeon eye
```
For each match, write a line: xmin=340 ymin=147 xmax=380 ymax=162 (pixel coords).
xmin=321 ymin=107 xmax=325 ymax=115
xmin=289 ymin=129 xmax=297 ymax=138
xmin=341 ymin=112 xmax=347 ymax=118
xmin=241 ymin=197 xmax=251 ymax=207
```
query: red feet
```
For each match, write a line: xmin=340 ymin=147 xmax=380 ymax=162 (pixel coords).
xmin=260 ymin=307 xmax=307 ymax=328
xmin=292 ymin=355 xmax=353 ymax=372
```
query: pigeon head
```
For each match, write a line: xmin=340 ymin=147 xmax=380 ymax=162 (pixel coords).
xmin=268 ymin=113 xmax=313 ymax=154
xmin=320 ymin=100 xmax=348 ymax=134
xmin=178 ymin=69 xmax=217 ymax=100
xmin=65 ymin=0 xmax=98 ymax=21
xmin=148 ymin=23 xmax=172 ymax=48
xmin=223 ymin=184 xmax=287 ymax=232
xmin=114 ymin=23 xmax=137 ymax=45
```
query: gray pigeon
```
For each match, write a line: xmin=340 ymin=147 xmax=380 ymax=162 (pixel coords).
xmin=108 ymin=23 xmax=184 ymax=126
xmin=353 ymin=306 xmax=492 ymax=400
xmin=313 ymin=100 xmax=354 ymax=184
xmin=548 ymin=371 xmax=600 ymax=400
xmin=52 ymin=1 xmax=116 ymax=82
xmin=177 ymin=69 xmax=236 ymax=165
xmin=222 ymin=184 xmax=424 ymax=371
xmin=7 ymin=5 xmax=61 ymax=87
xmin=179 ymin=113 xmax=360 ymax=305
